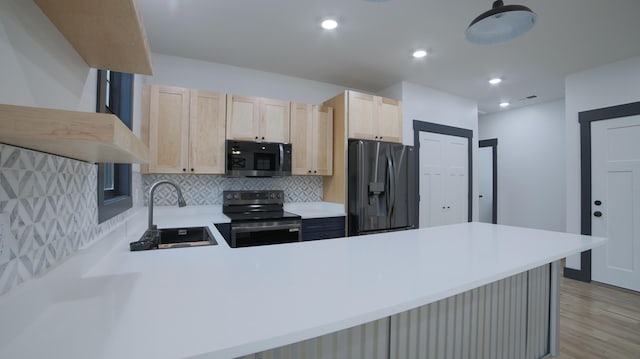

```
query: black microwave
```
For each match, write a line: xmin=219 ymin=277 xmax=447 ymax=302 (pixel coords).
xmin=225 ymin=140 xmax=292 ymax=177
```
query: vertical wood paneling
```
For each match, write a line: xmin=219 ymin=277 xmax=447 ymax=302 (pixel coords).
xmin=469 ymin=288 xmax=479 ymax=357
xmin=526 ymin=265 xmax=551 ymax=359
xmin=239 ymin=265 xmax=552 ymax=359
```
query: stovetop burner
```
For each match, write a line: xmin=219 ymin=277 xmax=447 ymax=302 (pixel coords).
xmin=221 ymin=190 xmax=300 ymax=222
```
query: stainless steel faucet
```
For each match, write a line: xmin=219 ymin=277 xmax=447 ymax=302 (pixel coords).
xmin=148 ymin=180 xmax=186 ymax=231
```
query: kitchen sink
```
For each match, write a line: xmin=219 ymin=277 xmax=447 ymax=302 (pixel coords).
xmin=130 ymin=226 xmax=217 ymax=251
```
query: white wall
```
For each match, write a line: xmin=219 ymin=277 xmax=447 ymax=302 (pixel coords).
xmin=0 ymin=0 xmax=95 ymax=110
xmin=141 ymin=53 xmax=346 ymax=104
xmin=564 ymin=55 xmax=640 ymax=270
xmin=479 ymin=100 xmax=566 ymax=231
xmin=401 ymin=81 xmax=479 ymax=221
xmin=376 ymin=83 xmax=403 ymax=101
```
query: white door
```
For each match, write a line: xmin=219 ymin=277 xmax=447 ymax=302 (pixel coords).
xmin=478 ymin=146 xmax=494 ymax=223
xmin=419 ymin=131 xmax=469 ymax=227
xmin=591 ymin=115 xmax=640 ymax=291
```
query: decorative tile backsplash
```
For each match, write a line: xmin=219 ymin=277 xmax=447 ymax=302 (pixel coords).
xmin=0 ymin=144 xmax=134 ymax=296
xmin=142 ymin=174 xmax=323 ymax=206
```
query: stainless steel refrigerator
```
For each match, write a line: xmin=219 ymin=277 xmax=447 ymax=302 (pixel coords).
xmin=348 ymin=140 xmax=417 ymax=235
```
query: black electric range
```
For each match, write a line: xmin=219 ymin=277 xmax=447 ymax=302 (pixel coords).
xmin=219 ymin=190 xmax=301 ymax=248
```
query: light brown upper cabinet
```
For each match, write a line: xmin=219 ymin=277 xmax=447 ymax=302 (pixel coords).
xmin=142 ymin=85 xmax=226 ymax=174
xmin=226 ymin=95 xmax=290 ymax=143
xmin=348 ymin=91 xmax=402 ymax=143
xmin=290 ymin=103 xmax=333 ymax=176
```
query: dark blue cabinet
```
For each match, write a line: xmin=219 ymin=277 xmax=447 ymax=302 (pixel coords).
xmin=301 ymin=216 xmax=345 ymax=241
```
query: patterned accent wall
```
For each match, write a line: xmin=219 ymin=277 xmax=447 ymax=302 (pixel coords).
xmin=142 ymin=174 xmax=323 ymax=206
xmin=0 ymin=145 xmax=136 ymax=296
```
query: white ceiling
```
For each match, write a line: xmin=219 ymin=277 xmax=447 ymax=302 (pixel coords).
xmin=136 ymin=0 xmax=640 ymax=114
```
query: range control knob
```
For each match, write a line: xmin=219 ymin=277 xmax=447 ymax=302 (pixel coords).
xmin=225 ymin=193 xmax=232 ymax=200
xmin=269 ymin=192 xmax=276 ymax=199
xmin=276 ymin=193 xmax=282 ymax=199
xmin=233 ymin=193 xmax=240 ymax=200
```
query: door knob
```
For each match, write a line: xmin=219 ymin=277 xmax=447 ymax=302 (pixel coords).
xmin=594 ymin=211 xmax=603 ymax=217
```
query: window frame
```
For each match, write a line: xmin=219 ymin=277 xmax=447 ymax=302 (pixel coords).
xmin=96 ymin=70 xmax=134 ymax=223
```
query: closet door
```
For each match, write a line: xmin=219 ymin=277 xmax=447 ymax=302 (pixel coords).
xmin=418 ymin=131 xmax=469 ymax=227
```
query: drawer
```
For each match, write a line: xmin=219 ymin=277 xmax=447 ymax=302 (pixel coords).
xmin=301 ymin=216 xmax=345 ymax=241
xmin=302 ymin=216 xmax=345 ymax=232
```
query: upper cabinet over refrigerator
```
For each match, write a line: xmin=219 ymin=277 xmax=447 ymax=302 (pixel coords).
xmin=348 ymin=91 xmax=403 ymax=143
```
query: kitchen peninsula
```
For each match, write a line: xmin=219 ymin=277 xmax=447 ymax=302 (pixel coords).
xmin=0 ymin=206 xmax=605 ymax=359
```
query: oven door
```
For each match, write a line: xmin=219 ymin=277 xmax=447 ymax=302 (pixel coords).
xmin=230 ymin=219 xmax=301 ymax=248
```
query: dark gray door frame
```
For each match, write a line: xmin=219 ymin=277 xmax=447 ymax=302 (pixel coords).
xmin=413 ymin=120 xmax=474 ymax=225
xmin=566 ymin=101 xmax=640 ymax=282
xmin=479 ymin=138 xmax=498 ymax=224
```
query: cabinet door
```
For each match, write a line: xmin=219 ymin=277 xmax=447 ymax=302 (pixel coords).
xmin=189 ymin=90 xmax=226 ymax=174
xmin=290 ymin=103 xmax=313 ymax=175
xmin=313 ymin=105 xmax=333 ymax=176
xmin=347 ymin=91 xmax=376 ymax=140
xmin=147 ymin=85 xmax=189 ymax=173
xmin=260 ymin=98 xmax=290 ymax=143
xmin=226 ymin=95 xmax=260 ymax=140
xmin=376 ymin=97 xmax=403 ymax=143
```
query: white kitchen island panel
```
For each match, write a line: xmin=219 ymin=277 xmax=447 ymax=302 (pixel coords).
xmin=237 ymin=264 xmax=552 ymax=359
xmin=0 ymin=211 xmax=605 ymax=359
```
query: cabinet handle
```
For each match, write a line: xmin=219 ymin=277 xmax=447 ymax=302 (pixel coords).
xmin=442 ymin=206 xmax=446 ymax=209
xmin=380 ymin=136 xmax=383 ymax=140
xmin=191 ymin=168 xmax=194 ymax=172
xmin=255 ymin=136 xmax=259 ymax=140
xmin=308 ymin=170 xmax=312 ymax=173
xmin=182 ymin=168 xmax=186 ymax=172
xmin=313 ymin=170 xmax=317 ymax=174
xmin=262 ymin=136 xmax=265 ymax=140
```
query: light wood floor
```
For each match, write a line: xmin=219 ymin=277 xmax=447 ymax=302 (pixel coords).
xmin=557 ymin=276 xmax=640 ymax=358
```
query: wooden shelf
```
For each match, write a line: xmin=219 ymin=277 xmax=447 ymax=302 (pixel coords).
xmin=0 ymin=104 xmax=149 ymax=163
xmin=34 ymin=0 xmax=153 ymax=75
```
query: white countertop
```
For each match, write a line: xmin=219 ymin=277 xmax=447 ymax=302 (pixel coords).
xmin=284 ymin=202 xmax=345 ymax=219
xmin=0 ymin=205 xmax=605 ymax=359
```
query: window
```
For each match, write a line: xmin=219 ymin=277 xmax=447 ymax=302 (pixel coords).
xmin=96 ymin=70 xmax=133 ymax=223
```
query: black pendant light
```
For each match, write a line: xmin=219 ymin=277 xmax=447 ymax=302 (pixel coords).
xmin=465 ymin=0 xmax=537 ymax=45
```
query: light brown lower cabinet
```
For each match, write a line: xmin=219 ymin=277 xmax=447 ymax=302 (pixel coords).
xmin=142 ymin=84 xmax=226 ymax=174
xmin=290 ymin=103 xmax=333 ymax=176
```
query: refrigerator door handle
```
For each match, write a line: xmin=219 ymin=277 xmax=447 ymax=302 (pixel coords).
xmin=387 ymin=156 xmax=395 ymax=221
xmin=359 ymin=142 xmax=367 ymax=230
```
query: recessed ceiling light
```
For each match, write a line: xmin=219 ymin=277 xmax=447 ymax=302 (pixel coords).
xmin=499 ymin=101 xmax=510 ymax=108
xmin=321 ymin=19 xmax=338 ymax=30
xmin=412 ymin=50 xmax=428 ymax=58
xmin=489 ymin=77 xmax=502 ymax=85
